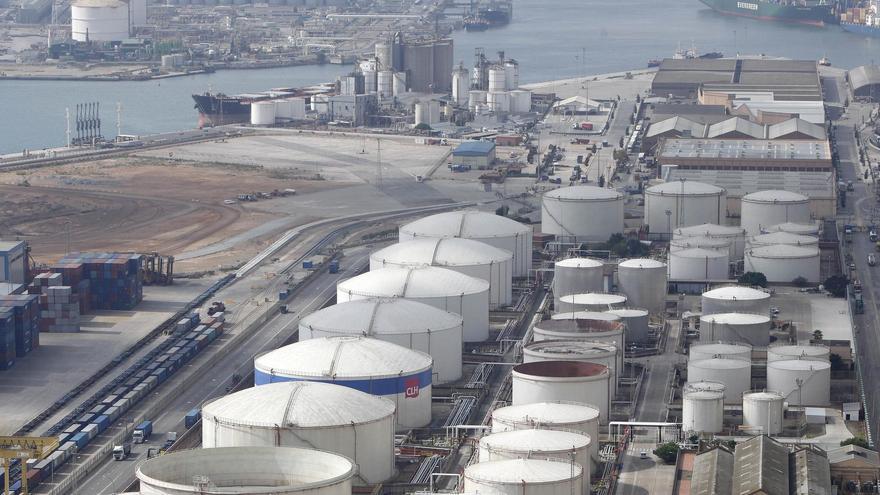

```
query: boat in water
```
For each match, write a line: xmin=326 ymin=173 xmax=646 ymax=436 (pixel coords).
xmin=192 ymin=83 xmax=333 ymax=127
xmin=698 ymin=0 xmax=839 ymax=27
xmin=463 ymin=1 xmax=511 ymax=31
xmin=840 ymin=6 xmax=880 ymax=37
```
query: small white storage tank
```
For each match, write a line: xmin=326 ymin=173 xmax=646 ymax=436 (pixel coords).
xmin=644 ymin=181 xmax=726 ymax=234
xmin=488 ymin=67 xmax=507 ymax=92
xmin=553 ymin=258 xmax=604 ymax=308
xmin=742 ymin=390 xmax=785 ymax=435
xmin=744 ymin=244 xmax=820 ymax=283
xmin=399 ymin=210 xmax=532 ymax=277
xmin=682 ymin=389 xmax=724 ymax=433
xmin=503 ymin=60 xmax=519 ymax=89
xmin=414 ymin=101 xmax=429 ymax=126
xmin=512 ymin=361 xmax=611 ymax=423
xmin=762 ymin=222 xmax=821 ymax=236
xmin=541 ymin=186 xmax=624 ymax=241
xmin=767 ymin=359 xmax=830 ymax=406
xmin=201 ymin=382 xmax=394 ymax=483
xmin=253 ymin=336 xmax=432 ymax=429
xmin=71 ymin=0 xmax=130 ymax=42
xmin=250 ymin=101 xmax=276 ymax=125
xmin=377 ymin=70 xmax=393 ymax=99
xmin=363 ymin=70 xmax=377 ymax=93
xmin=617 ymin=258 xmax=667 ymax=314
xmin=556 ymin=293 xmax=627 ymax=314
xmin=136 ymin=447 xmax=356 ymax=495
xmin=684 ymin=380 xmax=726 ymax=395
xmin=701 ymin=286 xmax=771 ymax=316
xmin=740 ymin=190 xmax=811 ymax=236
xmin=699 ymin=313 xmax=771 ymax=346
xmin=509 ymin=89 xmax=532 ymax=113
xmin=767 ymin=344 xmax=830 ymax=363
xmin=535 ymin=317 xmax=625 ymax=374
xmin=674 ymin=223 xmax=748 ymax=260
xmin=392 ymin=72 xmax=407 ymax=97
xmin=687 ymin=358 xmax=751 ymax=404
xmin=748 ymin=232 xmax=818 ymax=248
xmin=490 ymin=401 xmax=601 ymax=461
xmin=478 ymin=430 xmax=593 ymax=484
xmin=369 ymin=238 xmax=513 ymax=308
xmin=690 ymin=342 xmax=752 ymax=362
xmin=337 ymin=266 xmax=490 ymax=342
xmin=468 ymin=90 xmax=488 ymax=110
xmin=669 ymin=248 xmax=729 ymax=280
xmin=452 ymin=66 xmax=469 ymax=106
xmin=523 ymin=340 xmax=618 ymax=394
xmin=464 ymin=458 xmax=583 ymax=495
xmin=299 ymin=298 xmax=463 ymax=384
xmin=275 ymin=99 xmax=294 ymax=119
xmin=487 ymin=91 xmax=510 ymax=113
xmin=607 ymin=308 xmax=651 ymax=343
xmin=289 ymin=97 xmax=307 ymax=119
xmin=670 ymin=237 xmax=731 ymax=253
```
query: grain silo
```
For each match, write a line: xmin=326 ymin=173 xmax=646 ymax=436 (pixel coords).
xmin=541 ymin=186 xmax=624 ymax=241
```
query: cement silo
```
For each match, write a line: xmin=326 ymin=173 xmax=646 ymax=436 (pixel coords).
xmin=689 ymin=342 xmax=752 ymax=362
xmin=468 ymin=90 xmax=487 ymax=110
xmin=541 ymin=186 xmax=624 ymax=241
xmin=478 ymin=430 xmax=593 ymax=484
xmin=488 ymin=67 xmax=507 ymax=92
xmin=748 ymin=232 xmax=818 ymax=248
xmin=201 ymin=382 xmax=394 ymax=483
xmin=464 ymin=458 xmax=583 ymax=495
xmin=617 ymin=258 xmax=668 ymax=314
xmin=767 ymin=359 xmax=830 ymax=406
xmin=509 ymin=89 xmax=532 ymax=114
xmin=681 ymin=389 xmax=724 ymax=433
xmin=744 ymin=245 xmax=820 ymax=283
xmin=136 ymin=447 xmax=356 ymax=494
xmin=337 ymin=266 xmax=490 ymax=342
xmin=503 ymin=60 xmax=519 ymax=89
xmin=534 ymin=318 xmax=625 ymax=373
xmin=644 ymin=181 xmax=726 ymax=234
xmin=553 ymin=258 xmax=604 ymax=308
xmin=490 ymin=401 xmax=601 ymax=461
xmin=701 ymin=286 xmax=771 ymax=316
xmin=399 ymin=210 xmax=532 ymax=277
xmin=299 ymin=298 xmax=462 ymax=384
xmin=377 ymin=70 xmax=393 ymax=100
xmin=740 ymin=190 xmax=811 ymax=236
xmin=687 ymin=358 xmax=751 ymax=404
xmin=487 ymin=91 xmax=510 ymax=113
xmin=767 ymin=344 xmax=830 ymax=363
xmin=523 ymin=340 xmax=618 ymax=394
xmin=762 ymin=222 xmax=820 ymax=236
xmin=742 ymin=390 xmax=785 ymax=435
xmin=699 ymin=313 xmax=771 ymax=347
xmin=250 ymin=101 xmax=276 ymax=126
xmin=512 ymin=361 xmax=611 ymax=423
xmin=253 ymin=336 xmax=432 ymax=429
xmin=674 ymin=223 xmax=747 ymax=260
xmin=452 ymin=65 xmax=469 ymax=106
xmin=71 ymin=0 xmax=129 ymax=42
xmin=369 ymin=238 xmax=513 ymax=308
xmin=392 ymin=72 xmax=407 ymax=97
xmin=556 ymin=293 xmax=627 ymax=314
xmin=668 ymin=248 xmax=729 ymax=280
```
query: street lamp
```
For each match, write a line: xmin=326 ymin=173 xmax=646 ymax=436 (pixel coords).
xmin=665 ymin=209 xmax=672 ymax=237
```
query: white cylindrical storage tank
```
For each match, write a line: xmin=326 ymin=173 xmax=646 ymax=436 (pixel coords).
xmin=452 ymin=68 xmax=469 ymax=106
xmin=414 ymin=102 xmax=428 ymax=126
xmin=128 ymin=0 xmax=146 ymax=25
xmin=428 ymin=101 xmax=441 ymax=124
xmin=201 ymin=382 xmax=394 ymax=483
xmin=553 ymin=258 xmax=604 ymax=308
xmin=464 ymin=458 xmax=583 ymax=495
xmin=512 ymin=361 xmax=611 ymax=423
xmin=748 ymin=232 xmax=818 ymax=248
xmin=491 ymin=401 xmax=601 ymax=461
xmin=684 ymin=380 xmax=727 ymax=395
xmin=136 ymin=446 xmax=356 ymax=494
xmin=253 ymin=337 xmax=432 ymax=429
xmin=670 ymin=237 xmax=731 ymax=253
xmin=762 ymin=222 xmax=821 ymax=236
xmin=71 ymin=0 xmax=130 ymax=42
xmin=503 ymin=60 xmax=519 ymax=90
xmin=740 ymin=190 xmax=811 ymax=236
xmin=556 ymin=293 xmax=627 ymax=314
xmin=275 ymin=99 xmax=294 ymax=119
xmin=550 ymin=312 xmax=622 ymax=323
xmin=392 ymin=72 xmax=407 ymax=97
xmin=701 ymin=286 xmax=771 ymax=316
xmin=607 ymin=308 xmax=650 ymax=343
xmin=744 ymin=245 xmax=820 ymax=284
xmin=674 ymin=223 xmax=747 ymax=260
xmin=699 ymin=313 xmax=772 ymax=347
xmin=767 ymin=359 xmax=830 ymax=406
xmin=337 ymin=266 xmax=490 ymax=342
xmin=535 ymin=317 xmax=625 ymax=374
xmin=509 ymin=89 xmax=532 ymax=114
xmin=742 ymin=390 xmax=785 ymax=435
xmin=681 ymin=389 xmax=724 ymax=433
xmin=687 ymin=358 xmax=751 ymax=404
xmin=487 ymin=91 xmax=510 ymax=113
xmin=488 ymin=67 xmax=507 ymax=92
xmin=398 ymin=210 xmax=532 ymax=277
xmin=290 ymin=97 xmax=307 ymax=119
xmin=250 ymin=101 xmax=276 ymax=126
xmin=767 ymin=344 xmax=830 ymax=363
xmin=689 ymin=342 xmax=752 ymax=362
xmin=669 ymin=248 xmax=729 ymax=281
xmin=617 ymin=258 xmax=667 ymax=315
xmin=369 ymin=238 xmax=513 ymax=308
xmin=644 ymin=181 xmax=726 ymax=234
xmin=299 ymin=298 xmax=462 ymax=384
xmin=374 ymin=41 xmax=393 ymax=70
xmin=363 ymin=70 xmax=377 ymax=93
xmin=542 ymin=186 xmax=624 ymax=241
xmin=523 ymin=340 xmax=618 ymax=394
xmin=377 ymin=70 xmax=393 ymax=99
xmin=478 ymin=430 xmax=592 ymax=484
xmin=468 ymin=90 xmax=488 ymax=110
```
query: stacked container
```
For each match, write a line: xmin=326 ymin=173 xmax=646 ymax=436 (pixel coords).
xmin=29 ymin=274 xmax=80 ymax=333
xmin=0 ymin=308 xmax=15 ymax=369
xmin=53 ymin=253 xmax=144 ymax=310
xmin=0 ymin=294 xmax=40 ymax=358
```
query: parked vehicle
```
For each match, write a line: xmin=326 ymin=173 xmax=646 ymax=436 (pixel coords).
xmin=869 ymin=254 xmax=877 ymax=267
xmin=185 ymin=409 xmax=201 ymax=429
xmin=165 ymin=431 xmax=178 ymax=449
xmin=133 ymin=421 xmax=153 ymax=444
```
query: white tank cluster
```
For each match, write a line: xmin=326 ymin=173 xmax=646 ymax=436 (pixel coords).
xmin=767 ymin=359 xmax=830 ymax=405
xmin=556 ymin=293 xmax=627 ymax=313
xmin=370 ymin=238 xmax=513 ymax=308
xmin=201 ymin=382 xmax=395 ymax=483
xmin=607 ymin=308 xmax=651 ymax=343
xmin=687 ymin=358 xmax=751 ymax=404
xmin=476 ymin=62 xmax=531 ymax=114
xmin=523 ymin=340 xmax=618 ymax=394
xmin=512 ymin=361 xmax=611 ymax=423
xmin=617 ymin=258 xmax=668 ymax=314
xmin=740 ymin=190 xmax=811 ymax=236
xmin=398 ymin=210 xmax=533 ymax=277
xmin=298 ymin=298 xmax=462 ymax=383
xmin=742 ymin=390 xmax=785 ymax=435
xmin=762 ymin=222 xmax=821 ymax=236
xmin=673 ymin=223 xmax=747 ymax=260
xmin=253 ymin=336 xmax=432 ymax=428
xmin=468 ymin=90 xmax=488 ymax=111
xmin=699 ymin=313 xmax=771 ymax=346
xmin=644 ymin=180 xmax=726 ymax=234
xmin=668 ymin=247 xmax=729 ymax=280
xmin=682 ymin=388 xmax=724 ymax=433
xmin=464 ymin=458 xmax=583 ymax=495
xmin=744 ymin=244 xmax=820 ymax=283
xmin=541 ymin=186 xmax=624 ymax=241
xmin=337 ymin=266 xmax=489 ymax=341
xmin=690 ymin=342 xmax=752 ymax=362
xmin=767 ymin=344 xmax=830 ymax=362
xmin=71 ymin=0 xmax=129 ymax=42
xmin=414 ymin=100 xmax=441 ymax=125
xmin=701 ymin=286 xmax=771 ymax=316
xmin=490 ymin=401 xmax=601 ymax=461
xmin=553 ymin=258 xmax=605 ymax=309
xmin=478 ymin=429 xmax=593 ymax=481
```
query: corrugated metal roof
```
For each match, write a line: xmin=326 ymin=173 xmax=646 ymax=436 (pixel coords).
xmin=480 ymin=429 xmax=591 ymax=452
xmin=792 ymin=448 xmax=832 ymax=495
xmin=401 ymin=210 xmax=530 ymax=239
xmin=733 ymin=436 xmax=790 ymax=495
xmin=768 ymin=118 xmax=826 ymax=140
xmin=827 ymin=445 xmax=880 ymax=467
xmin=337 ymin=266 xmax=489 ymax=298
xmin=465 ymin=458 xmax=582 ymax=483
xmin=453 ymin=141 xmax=495 ymax=156
xmin=848 ymin=65 xmax=880 ymax=92
xmin=646 ymin=116 xmax=707 ymax=139
xmin=706 ymin=117 xmax=766 ymax=139
xmin=371 ymin=238 xmax=512 ymax=267
xmin=492 ymin=401 xmax=601 ymax=425
xmin=691 ymin=447 xmax=734 ymax=495
xmin=660 ymin=139 xmax=829 ymax=161
xmin=544 ymin=186 xmax=622 ymax=201
xmin=299 ymin=298 xmax=461 ymax=336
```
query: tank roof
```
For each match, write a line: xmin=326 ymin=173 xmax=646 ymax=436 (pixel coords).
xmin=746 ymin=244 xmax=819 ymax=259
xmin=300 ymin=298 xmax=462 ymax=335
xmin=480 ymin=429 xmax=591 ymax=452
xmin=743 ymin=390 xmax=785 ymax=401
xmin=768 ymin=359 xmax=831 ymax=370
xmin=513 ymin=360 xmax=609 ymax=378
xmin=492 ymin=401 xmax=601 ymax=425
xmin=550 ymin=311 xmax=622 ymax=322
xmin=558 ymin=293 xmax=627 ymax=305
xmin=556 ymin=257 xmax=603 ymax=268
xmin=646 ymin=180 xmax=724 ymax=196
xmin=539 ymin=318 xmax=624 ymax=332
xmin=607 ymin=308 xmax=649 ymax=317
xmin=689 ymin=357 xmax=751 ymax=369
xmin=465 ymin=458 xmax=583 ymax=483
xmin=684 ymin=381 xmax=726 ymax=393
xmin=769 ymin=344 xmax=829 ymax=356
xmin=762 ymin=222 xmax=820 ymax=234
xmin=524 ymin=340 xmax=617 ymax=357
xmin=400 ymin=210 xmax=530 ymax=238
xmin=672 ymin=247 xmax=728 ymax=258
xmin=674 ymin=223 xmax=745 ymax=237
xmin=619 ymin=258 xmax=667 ymax=269
xmin=684 ymin=389 xmax=724 ymax=400
xmin=544 ymin=185 xmax=622 ymax=201
xmin=700 ymin=313 xmax=771 ymax=324
xmin=73 ymin=0 xmax=126 ymax=7
xmin=338 ymin=266 xmax=489 ymax=298
xmin=702 ymin=286 xmax=770 ymax=301
xmin=750 ymin=231 xmax=818 ymax=246
xmin=371 ymin=238 xmax=512 ymax=267
xmin=742 ymin=189 xmax=809 ymax=203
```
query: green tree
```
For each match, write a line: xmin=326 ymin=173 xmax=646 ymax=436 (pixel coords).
xmin=812 ymin=330 xmax=824 ymax=342
xmin=829 ymin=353 xmax=845 ymax=371
xmin=792 ymin=276 xmax=809 ymax=287
xmin=653 ymin=442 xmax=680 ymax=464
xmin=737 ymin=272 xmax=768 ymax=288
xmin=824 ymin=275 xmax=849 ymax=298
xmin=495 ymin=205 xmax=509 ymax=217
xmin=414 ymin=123 xmax=432 ymax=131
xmin=840 ymin=437 xmax=871 ymax=449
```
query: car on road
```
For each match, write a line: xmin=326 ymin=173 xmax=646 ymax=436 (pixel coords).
xmin=640 ymin=450 xmax=649 ymax=459
xmin=869 ymin=254 xmax=877 ymax=267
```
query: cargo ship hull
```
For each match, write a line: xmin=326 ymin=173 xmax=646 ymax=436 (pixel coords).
xmin=841 ymin=22 xmax=880 ymax=37
xmin=698 ymin=0 xmax=838 ymax=27
xmin=192 ymin=93 xmax=256 ymax=127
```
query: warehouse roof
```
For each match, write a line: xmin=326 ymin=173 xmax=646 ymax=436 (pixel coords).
xmin=827 ymin=445 xmax=880 ymax=467
xmin=706 ymin=118 xmax=765 ymax=139
xmin=767 ymin=118 xmax=826 ymax=140
xmin=660 ymin=139 xmax=830 ymax=160
xmin=646 ymin=116 xmax=706 ymax=139
xmin=792 ymin=448 xmax=832 ymax=495
xmin=453 ymin=141 xmax=496 ymax=156
xmin=848 ymin=65 xmax=880 ymax=93
xmin=732 ymin=435 xmax=790 ymax=495
xmin=691 ymin=447 xmax=734 ymax=495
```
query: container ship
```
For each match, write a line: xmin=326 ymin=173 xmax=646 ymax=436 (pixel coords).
xmin=840 ymin=5 xmax=880 ymax=37
xmin=192 ymin=84 xmax=333 ymax=127
xmin=698 ymin=0 xmax=839 ymax=26
xmin=463 ymin=1 xmax=512 ymax=31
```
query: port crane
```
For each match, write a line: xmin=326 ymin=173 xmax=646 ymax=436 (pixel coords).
xmin=0 ymin=436 xmax=60 ymax=495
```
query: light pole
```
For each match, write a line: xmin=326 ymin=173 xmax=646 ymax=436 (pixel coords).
xmin=65 ymin=218 xmax=72 ymax=254
xmin=665 ymin=209 xmax=672 ymax=237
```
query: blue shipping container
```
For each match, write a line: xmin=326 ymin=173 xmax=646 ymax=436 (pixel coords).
xmin=93 ymin=414 xmax=111 ymax=433
xmin=185 ymin=408 xmax=201 ymax=429
xmin=70 ymin=432 xmax=89 ymax=450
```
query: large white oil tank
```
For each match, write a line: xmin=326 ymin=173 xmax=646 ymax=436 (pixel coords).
xmin=512 ymin=361 xmax=611 ymax=423
xmin=488 ymin=67 xmax=507 ymax=92
xmin=392 ymin=72 xmax=407 ymax=97
xmin=767 ymin=344 xmax=830 ymax=363
xmin=523 ymin=340 xmax=618 ymax=394
xmin=136 ymin=447 xmax=356 ymax=494
xmin=617 ymin=258 xmax=667 ymax=315
xmin=468 ymin=90 xmax=488 ymax=111
xmin=748 ymin=232 xmax=818 ymax=248
xmin=478 ymin=430 xmax=593 ymax=484
xmin=535 ymin=317 xmax=625 ymax=375
xmin=687 ymin=358 xmax=751 ymax=404
xmin=668 ymin=248 xmax=729 ymax=280
xmin=275 ymin=99 xmax=294 ymax=119
xmin=762 ymin=222 xmax=821 ymax=236
xmin=553 ymin=258 xmax=604 ymax=308
xmin=670 ymin=237 xmax=731 ymax=254
xmin=377 ymin=70 xmax=393 ymax=99
xmin=290 ymin=97 xmax=307 ymax=119
xmin=201 ymin=382 xmax=394 ymax=483
xmin=490 ymin=401 xmax=601 ymax=461
xmin=399 ymin=210 xmax=532 ymax=277
xmin=742 ymin=390 xmax=785 ymax=435
xmin=487 ymin=91 xmax=510 ymax=113
xmin=250 ymin=101 xmax=276 ymax=126
xmin=556 ymin=293 xmax=627 ymax=314
xmin=644 ymin=181 xmax=726 ymax=234
xmin=542 ymin=186 xmax=624 ymax=241
xmin=128 ymin=0 xmax=146 ymax=25
xmin=684 ymin=380 xmax=727 ymax=395
xmin=452 ymin=67 xmax=469 ymax=106
xmin=253 ymin=336 xmax=432 ymax=429
xmin=509 ymin=89 xmax=532 ymax=114
xmin=369 ymin=238 xmax=513 ymax=308
xmin=744 ymin=245 xmax=820 ymax=283
xmin=701 ymin=286 xmax=771 ymax=316
xmin=298 ymin=298 xmax=462 ymax=384
xmin=503 ymin=60 xmax=519 ymax=89
xmin=464 ymin=458 xmax=583 ymax=495
xmin=699 ymin=313 xmax=771 ymax=346
xmin=337 ymin=266 xmax=490 ymax=342
xmin=414 ymin=101 xmax=429 ymax=126
xmin=740 ymin=190 xmax=811 ymax=236
xmin=689 ymin=342 xmax=752 ymax=362
xmin=428 ymin=100 xmax=441 ymax=123
xmin=682 ymin=389 xmax=724 ymax=433
xmin=607 ymin=308 xmax=650 ymax=343
xmin=363 ymin=70 xmax=377 ymax=93
xmin=71 ymin=0 xmax=130 ymax=42
xmin=767 ymin=359 xmax=830 ymax=405
xmin=674 ymin=223 xmax=748 ymax=260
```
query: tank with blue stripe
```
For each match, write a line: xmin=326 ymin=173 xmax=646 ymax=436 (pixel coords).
xmin=254 ymin=368 xmax=432 ymax=395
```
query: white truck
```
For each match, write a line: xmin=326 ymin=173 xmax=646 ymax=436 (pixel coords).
xmin=112 ymin=442 xmax=131 ymax=461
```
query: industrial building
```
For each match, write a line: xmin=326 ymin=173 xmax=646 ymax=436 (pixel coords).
xmin=645 ymin=116 xmax=826 ymax=151
xmin=327 ymin=94 xmax=377 ymax=127
xmin=373 ymin=33 xmax=453 ymax=93
xmin=0 ymin=241 xmax=27 ymax=285
xmin=451 ymin=141 xmax=496 ymax=169
xmin=848 ymin=65 xmax=880 ymax=100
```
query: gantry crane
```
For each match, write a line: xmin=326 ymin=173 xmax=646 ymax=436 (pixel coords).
xmin=0 ymin=437 xmax=59 ymax=495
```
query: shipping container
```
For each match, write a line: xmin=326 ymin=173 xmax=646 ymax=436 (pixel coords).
xmin=81 ymin=423 xmax=98 ymax=440
xmin=75 ymin=413 xmax=95 ymax=425
xmin=185 ymin=408 xmax=201 ymax=429
xmin=93 ymin=414 xmax=111 ymax=433
xmin=70 ymin=432 xmax=89 ymax=450
xmin=103 ymin=406 xmax=120 ymax=422
xmin=151 ymin=367 xmax=169 ymax=383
